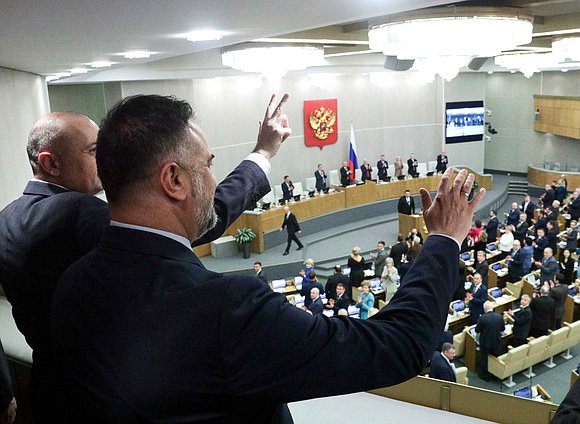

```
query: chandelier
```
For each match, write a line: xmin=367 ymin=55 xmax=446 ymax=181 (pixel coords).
xmin=222 ymin=43 xmax=324 ymax=79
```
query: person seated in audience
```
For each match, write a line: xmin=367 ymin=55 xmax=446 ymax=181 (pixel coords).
xmin=467 ymin=250 xmax=489 ymax=286
xmin=407 ymin=153 xmax=419 ymax=178
xmin=532 ymin=227 xmax=549 ymax=262
xmin=554 ymin=179 xmax=567 ymax=203
xmin=347 ymin=247 xmax=365 ymax=289
xmin=472 ymin=231 xmax=487 ymax=254
xmin=393 ymin=155 xmax=404 ymax=179
xmin=356 ymin=281 xmax=375 ymax=320
xmin=468 ymin=219 xmax=483 ymax=244
xmin=339 ymin=160 xmax=352 ymax=186
xmin=504 ymin=294 xmax=532 ymax=347
xmin=376 ymin=154 xmax=389 ymax=181
xmin=506 ymin=240 xmax=525 ymax=283
xmin=466 ymin=273 xmax=487 ymax=325
xmin=504 ymin=202 xmax=520 ymax=227
xmin=539 ymin=183 xmax=555 ymax=208
xmin=530 ymin=285 xmax=555 ymax=338
xmin=546 ymin=220 xmax=559 ymax=252
xmin=304 ymin=287 xmax=323 ymax=315
xmin=325 ymin=265 xmax=349 ymax=301
xmin=381 ymin=257 xmax=399 ymax=303
xmin=485 ymin=209 xmax=499 ymax=243
xmin=314 ymin=164 xmax=327 ymax=193
xmin=549 ymin=275 xmax=568 ymax=329
xmin=300 ymin=271 xmax=324 ymax=308
xmin=389 ymin=234 xmax=408 ymax=270
xmin=281 ymin=175 xmax=294 ymax=203
xmin=429 ymin=342 xmax=456 ymax=383
xmin=559 ymin=248 xmax=575 ymax=285
xmin=397 ymin=190 xmax=416 ymax=215
xmin=565 ymin=220 xmax=578 ymax=251
xmin=253 ymin=261 xmax=267 ymax=283
xmin=522 ymin=237 xmax=534 ymax=274
xmin=406 ymin=228 xmax=423 ymax=245
xmin=498 ymin=225 xmax=514 ymax=259
xmin=360 ymin=159 xmax=373 ymax=182
xmin=333 ymin=282 xmax=351 ymax=314
xmin=513 ymin=213 xmax=529 ymax=243
xmin=303 ymin=258 xmax=315 ymax=282
xmin=436 ymin=150 xmax=448 ymax=174
xmin=520 ymin=194 xmax=536 ymax=224
xmin=536 ymin=247 xmax=558 ymax=284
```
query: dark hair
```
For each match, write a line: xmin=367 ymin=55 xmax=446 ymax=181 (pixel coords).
xmin=337 ymin=283 xmax=346 ymax=289
xmin=397 ymin=234 xmax=404 ymax=242
xmin=96 ymin=95 xmax=195 ymax=203
xmin=334 ymin=265 xmax=342 ymax=273
xmin=254 ymin=261 xmax=262 ymax=266
xmin=490 ymin=209 xmax=497 ymax=216
xmin=525 ymin=237 xmax=533 ymax=246
xmin=405 ymin=189 xmax=410 ymax=193
xmin=378 ymin=241 xmax=385 ymax=246
xmin=284 ymin=175 xmax=289 ymax=179
xmin=308 ymin=271 xmax=316 ymax=280
xmin=475 ymin=219 xmax=482 ymax=228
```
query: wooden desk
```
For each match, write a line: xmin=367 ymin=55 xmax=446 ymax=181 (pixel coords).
xmin=571 ymin=369 xmax=579 ymax=388
xmin=448 ymin=312 xmax=471 ymax=335
xmin=535 ymin=384 xmax=553 ymax=403
xmin=488 ymin=261 xmax=510 ymax=289
xmin=528 ymin=164 xmax=580 ymax=188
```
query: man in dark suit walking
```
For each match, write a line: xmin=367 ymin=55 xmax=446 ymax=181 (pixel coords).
xmin=339 ymin=160 xmax=352 ymax=186
xmin=281 ymin=175 xmax=294 ymax=202
xmin=50 ymin=105 xmax=485 ymax=424
xmin=530 ymin=285 xmax=556 ymax=337
xmin=397 ymin=190 xmax=416 ymax=215
xmin=476 ymin=302 xmax=505 ymax=381
xmin=377 ymin=154 xmax=389 ymax=181
xmin=429 ymin=343 xmax=456 ymax=382
xmin=504 ymin=294 xmax=532 ymax=346
xmin=280 ymin=205 xmax=304 ymax=255
xmin=314 ymin=164 xmax=327 ymax=193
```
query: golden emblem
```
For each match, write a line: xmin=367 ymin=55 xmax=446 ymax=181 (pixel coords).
xmin=309 ymin=106 xmax=336 ymax=140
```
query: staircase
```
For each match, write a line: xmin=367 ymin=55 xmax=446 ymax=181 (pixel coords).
xmin=508 ymin=180 xmax=528 ymax=196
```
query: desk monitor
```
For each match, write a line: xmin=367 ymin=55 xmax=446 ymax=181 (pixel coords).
xmin=469 ymin=327 xmax=477 ymax=338
xmin=460 ymin=253 xmax=471 ymax=261
xmin=261 ymin=202 xmax=271 ymax=210
xmin=293 ymin=194 xmax=301 ymax=202
xmin=322 ymin=309 xmax=334 ymax=318
xmin=451 ymin=300 xmax=465 ymax=313
xmin=513 ymin=387 xmax=532 ymax=399
xmin=491 ymin=262 xmax=502 ymax=271
xmin=569 ymin=288 xmax=577 ymax=296
xmin=271 ymin=279 xmax=286 ymax=290
xmin=347 ymin=305 xmax=359 ymax=316
xmin=294 ymin=295 xmax=305 ymax=305
xmin=504 ymin=259 xmax=511 ymax=266
xmin=342 ymin=266 xmax=351 ymax=277
xmin=491 ymin=288 xmax=503 ymax=298
xmin=487 ymin=243 xmax=496 ymax=251
xmin=294 ymin=276 xmax=303 ymax=285
xmin=369 ymin=278 xmax=381 ymax=290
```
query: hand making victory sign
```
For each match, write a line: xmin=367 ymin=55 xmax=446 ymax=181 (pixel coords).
xmin=253 ymin=93 xmax=292 ymax=161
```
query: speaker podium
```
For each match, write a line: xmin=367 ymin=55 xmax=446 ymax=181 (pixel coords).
xmin=398 ymin=213 xmax=426 ymax=240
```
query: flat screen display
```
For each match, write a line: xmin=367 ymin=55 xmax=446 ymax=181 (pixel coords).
xmin=452 ymin=301 xmax=465 ymax=312
xmin=445 ymin=101 xmax=485 ymax=144
xmin=491 ymin=288 xmax=503 ymax=298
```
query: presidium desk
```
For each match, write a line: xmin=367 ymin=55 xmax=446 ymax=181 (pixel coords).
xmin=193 ymin=167 xmax=492 ymax=257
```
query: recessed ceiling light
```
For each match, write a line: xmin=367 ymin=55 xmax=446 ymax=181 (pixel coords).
xmin=510 ymin=70 xmax=516 ymax=73
xmin=91 ymin=61 xmax=113 ymax=68
xmin=487 ymin=71 xmax=493 ymax=74
xmin=124 ymin=51 xmax=151 ymax=59
xmin=186 ymin=30 xmax=224 ymax=42
xmin=70 ymin=68 xmax=89 ymax=74
xmin=45 ymin=76 xmax=59 ymax=82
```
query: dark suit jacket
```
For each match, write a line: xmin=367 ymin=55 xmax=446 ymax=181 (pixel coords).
xmin=436 ymin=155 xmax=448 ymax=172
xmin=281 ymin=181 xmax=294 ymax=201
xmin=314 ymin=170 xmax=327 ymax=192
xmin=325 ymin=274 xmax=349 ymax=300
xmin=333 ymin=293 xmax=351 ymax=313
xmin=360 ymin=164 xmax=372 ymax=182
xmin=476 ymin=312 xmax=505 ymax=354
xmin=521 ymin=202 xmax=535 ymax=223
xmin=377 ymin=160 xmax=389 ymax=180
xmin=546 ymin=228 xmax=558 ymax=252
xmin=506 ymin=209 xmax=519 ymax=227
xmin=550 ymin=284 xmax=568 ymax=321
xmin=541 ymin=189 xmax=555 ymax=208
xmin=509 ymin=249 xmax=525 ymax=281
xmin=282 ymin=212 xmax=300 ymax=234
xmin=551 ymin=377 xmax=580 ymax=423
xmin=569 ymin=196 xmax=580 ymax=220
xmin=308 ymin=297 xmax=324 ymax=315
xmin=256 ymin=269 xmax=268 ymax=283
xmin=514 ymin=221 xmax=529 ymax=242
xmin=469 ymin=284 xmax=488 ymax=324
xmin=389 ymin=242 xmax=408 ymax=268
xmin=339 ymin=167 xmax=351 ymax=186
xmin=530 ymin=296 xmax=556 ymax=335
xmin=0 ymin=340 xmax=12 ymax=411
xmin=533 ymin=236 xmax=549 ymax=261
xmin=474 ymin=260 xmax=489 ymax=285
xmin=512 ymin=306 xmax=532 ymax=340
xmin=429 ymin=351 xmax=455 ymax=383
xmin=407 ymin=158 xmax=418 ymax=176
xmin=540 ymin=256 xmax=558 ymax=283
xmin=0 ymin=160 xmax=269 ymax=362
xmin=485 ymin=217 xmax=499 ymax=242
xmin=300 ymin=281 xmax=325 ymax=307
xmin=51 ymin=230 xmax=460 ymax=423
xmin=397 ymin=196 xmax=416 ymax=215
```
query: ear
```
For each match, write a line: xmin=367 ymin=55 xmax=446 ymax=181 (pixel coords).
xmin=160 ymin=162 xmax=188 ymax=202
xmin=37 ymin=151 xmax=61 ymax=176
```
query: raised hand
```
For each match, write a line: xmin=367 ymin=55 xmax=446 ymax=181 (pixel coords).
xmin=252 ymin=93 xmax=292 ymax=161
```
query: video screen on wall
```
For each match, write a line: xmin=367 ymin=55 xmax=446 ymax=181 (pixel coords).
xmin=445 ymin=100 xmax=485 ymax=144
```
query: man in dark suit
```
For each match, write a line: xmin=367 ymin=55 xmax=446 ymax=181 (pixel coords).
xmin=281 ymin=205 xmax=304 ymax=255
xmin=476 ymin=302 xmax=505 ymax=381
xmin=281 ymin=175 xmax=294 ymax=202
xmin=397 ymin=190 xmax=416 ymax=215
xmin=533 ymin=228 xmax=549 ymax=262
xmin=506 ymin=240 xmax=525 ymax=283
xmin=536 ymin=247 xmax=558 ymax=283
xmin=360 ymin=159 xmax=373 ymax=182
xmin=436 ymin=151 xmax=448 ymax=174
xmin=339 ymin=160 xmax=352 ymax=186
xmin=300 ymin=272 xmax=324 ymax=308
xmin=504 ymin=294 xmax=532 ymax=346
xmin=254 ymin=262 xmax=267 ymax=283
xmin=429 ymin=343 xmax=456 ymax=382
xmin=376 ymin=154 xmax=389 ymax=181
xmin=539 ymin=184 xmax=555 ymax=208
xmin=568 ymin=189 xmax=580 ymax=221
xmin=485 ymin=210 xmax=499 ymax=243
xmin=513 ymin=213 xmax=529 ymax=243
xmin=0 ymin=339 xmax=17 ymax=424
xmin=530 ymin=285 xmax=556 ymax=337
xmin=466 ymin=273 xmax=487 ymax=325
xmin=504 ymin=202 xmax=520 ymax=227
xmin=407 ymin=154 xmax=419 ymax=177
xmin=545 ymin=220 xmax=559 ymax=252
xmin=333 ymin=282 xmax=351 ymax=314
xmin=467 ymin=251 xmax=489 ymax=285
xmin=549 ymin=276 xmax=568 ymax=329
xmin=520 ymin=195 xmax=535 ymax=224
xmin=305 ymin=287 xmax=324 ymax=315
xmin=389 ymin=234 xmax=408 ymax=269
xmin=325 ymin=266 xmax=349 ymax=301
xmin=0 ymin=102 xmax=278 ymax=421
xmin=51 ymin=108 xmax=484 ymax=424
xmin=314 ymin=164 xmax=327 ymax=192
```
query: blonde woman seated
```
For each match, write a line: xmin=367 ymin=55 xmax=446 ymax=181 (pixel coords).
xmin=356 ymin=281 xmax=375 ymax=319
xmin=381 ymin=257 xmax=399 ymax=302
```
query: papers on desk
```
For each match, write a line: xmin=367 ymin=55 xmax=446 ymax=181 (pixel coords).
xmin=464 ymin=259 xmax=475 ymax=267
xmin=363 ymin=269 xmax=374 ymax=277
xmin=497 ymin=269 xmax=508 ymax=277
xmin=274 ymin=288 xmax=286 ymax=294
xmin=501 ymin=294 xmax=511 ymax=299
xmin=574 ymin=296 xmax=580 ymax=304
xmin=503 ymin=324 xmax=513 ymax=335
xmin=322 ymin=309 xmax=334 ymax=317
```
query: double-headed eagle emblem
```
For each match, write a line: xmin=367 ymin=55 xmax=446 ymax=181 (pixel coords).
xmin=309 ymin=106 xmax=336 ymax=140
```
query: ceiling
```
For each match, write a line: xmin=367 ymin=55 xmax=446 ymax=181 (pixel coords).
xmin=1 ymin=0 xmax=579 ymax=84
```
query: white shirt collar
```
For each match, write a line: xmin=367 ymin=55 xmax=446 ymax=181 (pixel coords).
xmin=110 ymin=220 xmax=192 ymax=250
xmin=31 ymin=178 xmax=69 ymax=191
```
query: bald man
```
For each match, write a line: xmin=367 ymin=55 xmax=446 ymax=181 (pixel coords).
xmin=0 ymin=100 xmax=285 ymax=421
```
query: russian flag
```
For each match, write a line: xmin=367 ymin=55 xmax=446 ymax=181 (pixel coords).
xmin=348 ymin=123 xmax=358 ymax=183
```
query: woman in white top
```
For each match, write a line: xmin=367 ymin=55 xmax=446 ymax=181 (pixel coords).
xmin=381 ymin=257 xmax=399 ymax=302
xmin=498 ymin=225 xmax=515 ymax=259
